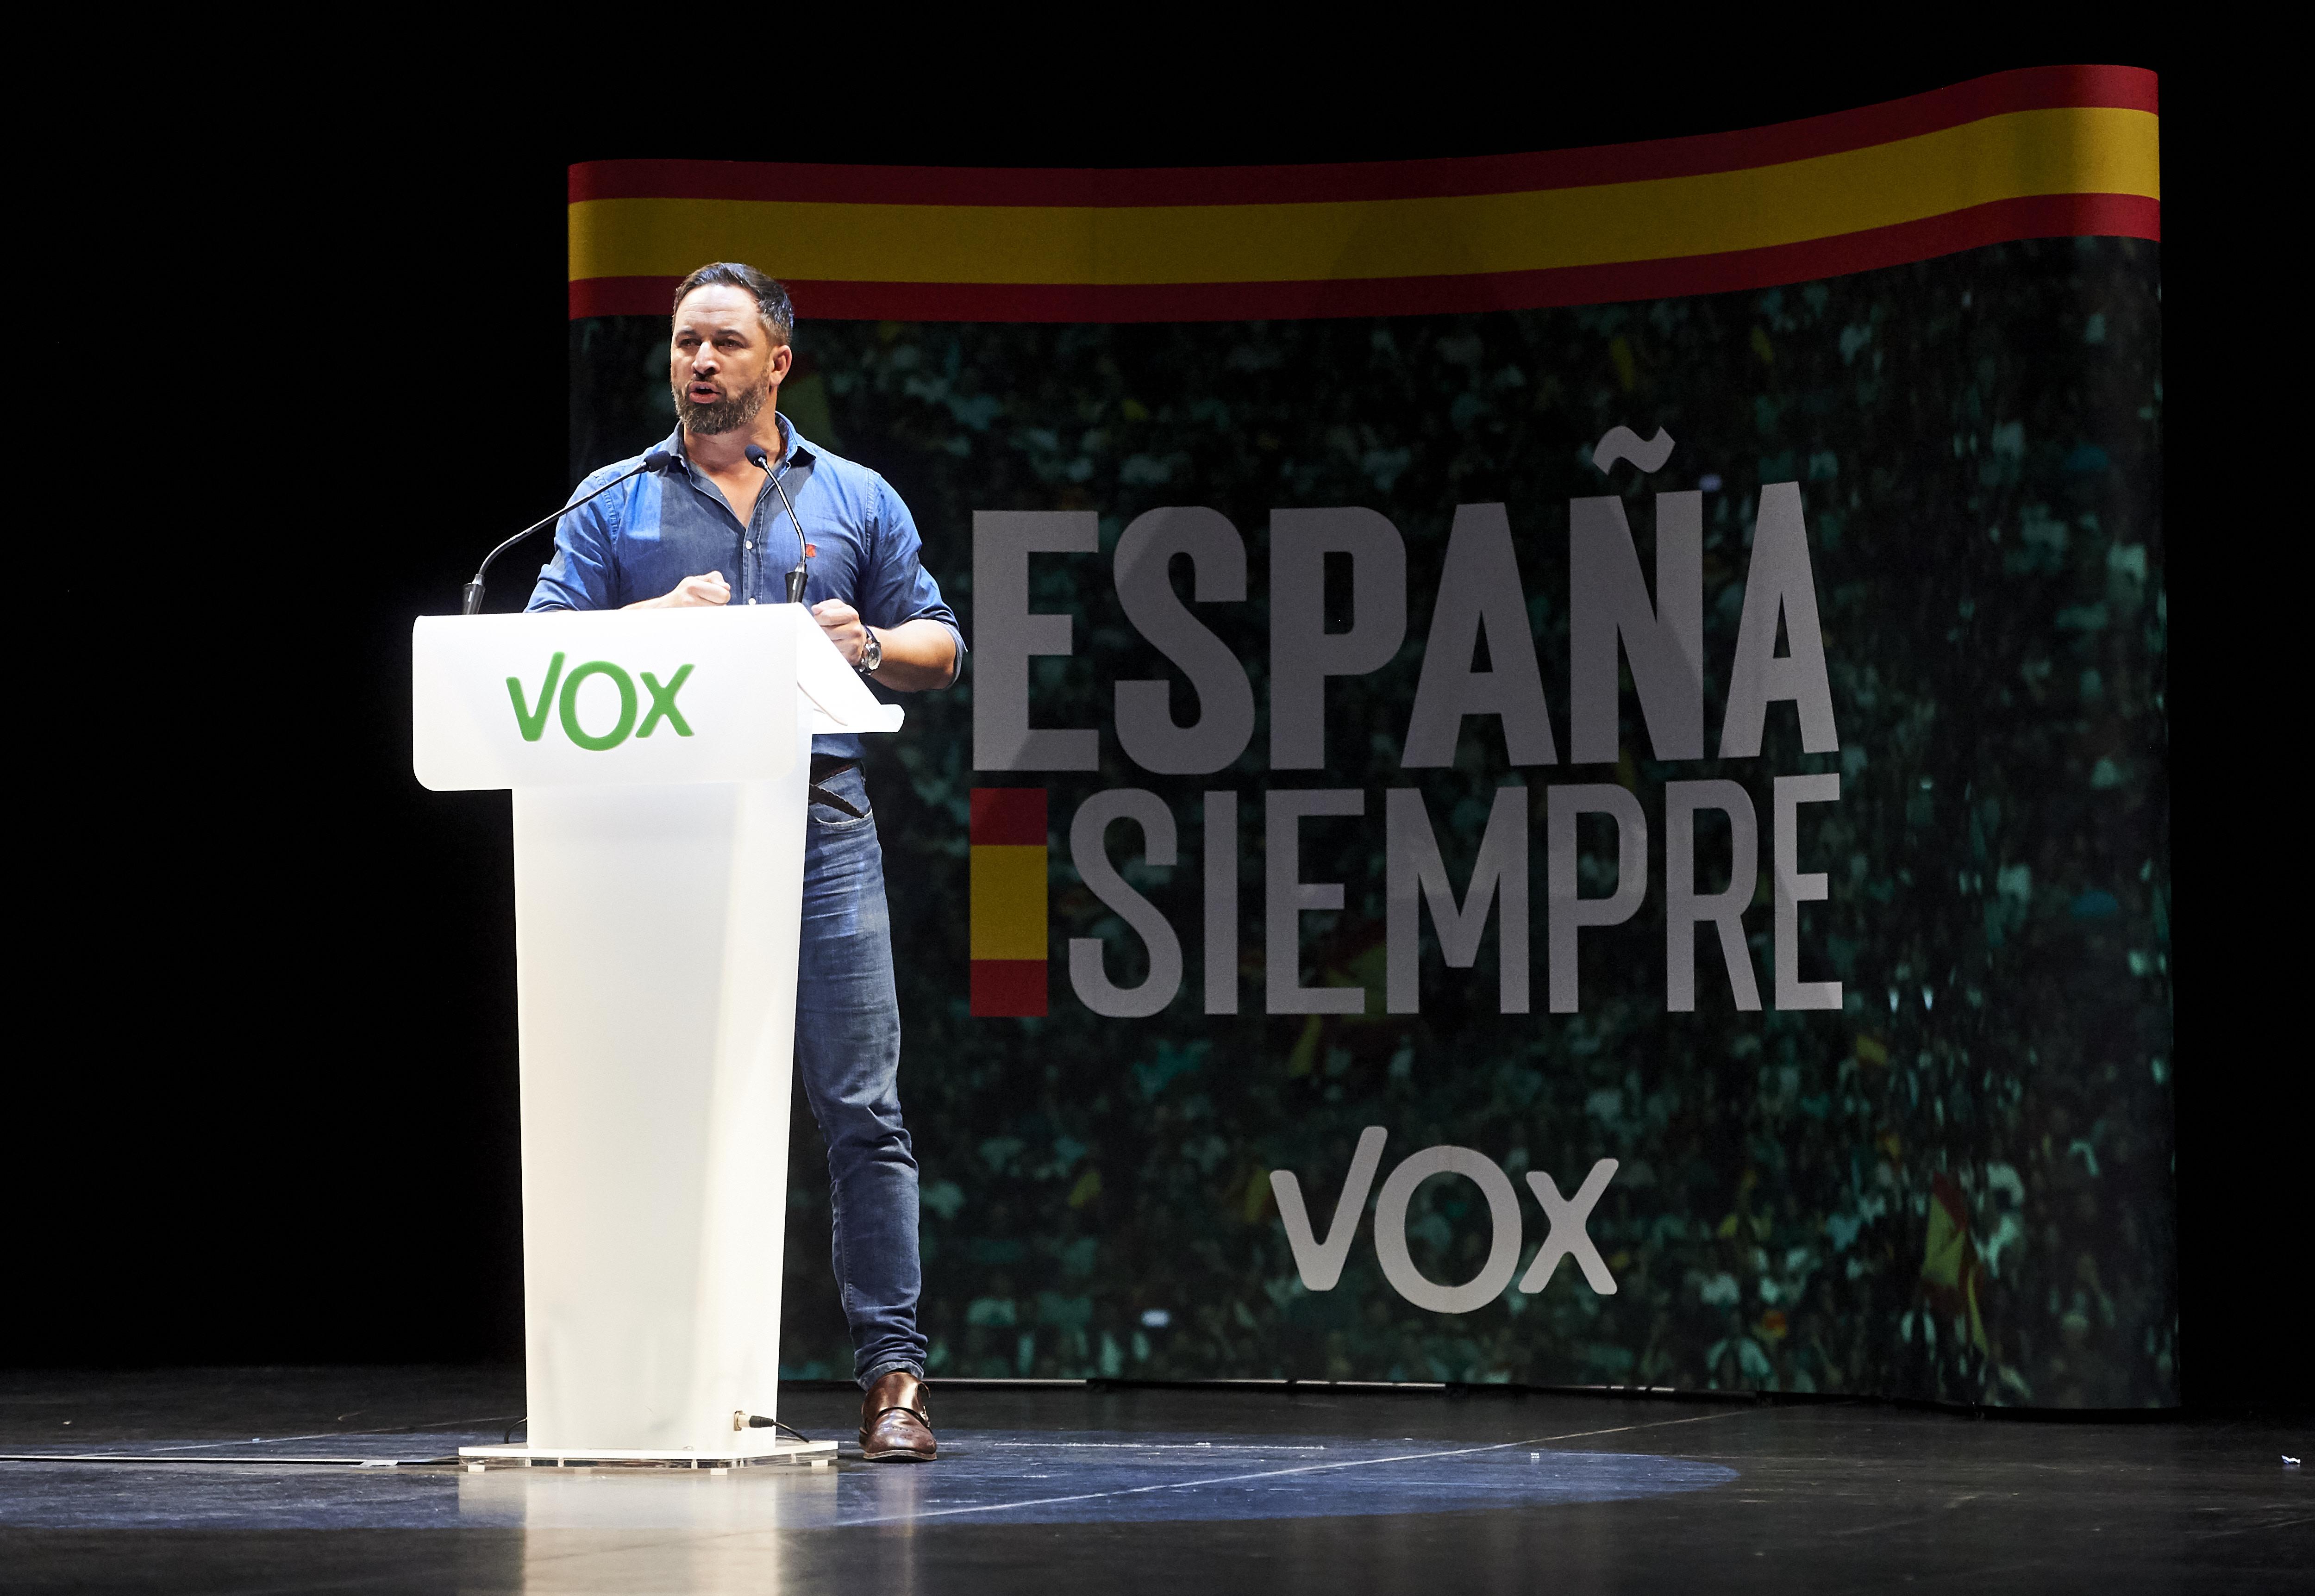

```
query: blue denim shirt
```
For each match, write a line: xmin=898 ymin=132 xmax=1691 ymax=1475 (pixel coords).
xmin=526 ymin=414 xmax=963 ymax=760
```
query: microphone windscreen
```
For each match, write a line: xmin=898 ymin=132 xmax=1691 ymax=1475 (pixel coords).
xmin=744 ymin=444 xmax=770 ymax=468
xmin=641 ymin=449 xmax=681 ymax=472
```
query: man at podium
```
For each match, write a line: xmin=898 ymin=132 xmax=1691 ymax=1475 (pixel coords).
xmin=526 ymin=262 xmax=961 ymax=1463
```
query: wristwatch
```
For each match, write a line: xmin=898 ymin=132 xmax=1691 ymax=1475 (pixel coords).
xmin=857 ymin=627 xmax=882 ymax=675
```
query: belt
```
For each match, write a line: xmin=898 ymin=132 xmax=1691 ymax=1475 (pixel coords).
xmin=807 ymin=755 xmax=866 ymax=819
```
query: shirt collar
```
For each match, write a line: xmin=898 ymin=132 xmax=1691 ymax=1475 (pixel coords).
xmin=664 ymin=410 xmax=818 ymax=480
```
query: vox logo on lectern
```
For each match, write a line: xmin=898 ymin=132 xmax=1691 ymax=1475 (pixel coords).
xmin=507 ymin=651 xmax=694 ymax=751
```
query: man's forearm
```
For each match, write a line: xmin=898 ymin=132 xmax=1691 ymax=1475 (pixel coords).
xmin=870 ymin=618 xmax=959 ymax=691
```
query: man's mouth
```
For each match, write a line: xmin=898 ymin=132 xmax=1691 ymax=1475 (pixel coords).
xmin=687 ymin=382 xmax=722 ymax=402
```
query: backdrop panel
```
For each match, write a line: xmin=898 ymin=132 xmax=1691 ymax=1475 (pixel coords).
xmin=566 ymin=66 xmax=2169 ymax=1408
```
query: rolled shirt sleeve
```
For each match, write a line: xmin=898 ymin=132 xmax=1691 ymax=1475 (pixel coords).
xmin=859 ymin=475 xmax=965 ymax=684
xmin=525 ymin=470 xmax=630 ymax=612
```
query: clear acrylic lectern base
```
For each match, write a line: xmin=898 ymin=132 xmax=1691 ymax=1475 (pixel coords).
xmin=456 ymin=1438 xmax=838 ymax=1471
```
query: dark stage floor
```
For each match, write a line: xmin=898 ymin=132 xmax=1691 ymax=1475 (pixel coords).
xmin=0 ymin=1368 xmax=2306 ymax=1593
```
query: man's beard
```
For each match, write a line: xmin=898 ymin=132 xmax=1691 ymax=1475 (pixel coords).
xmin=674 ymin=380 xmax=768 ymax=436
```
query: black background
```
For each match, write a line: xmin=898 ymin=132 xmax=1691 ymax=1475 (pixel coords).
xmin=15 ymin=32 xmax=2295 ymax=1409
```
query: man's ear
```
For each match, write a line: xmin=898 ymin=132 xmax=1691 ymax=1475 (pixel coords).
xmin=769 ymin=343 xmax=795 ymax=384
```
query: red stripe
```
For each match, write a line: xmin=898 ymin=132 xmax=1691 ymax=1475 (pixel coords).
xmin=971 ymin=960 xmax=1048 ymax=1018
xmin=971 ymin=788 xmax=1049 ymax=846
xmin=569 ymin=67 xmax=2154 ymax=209
xmin=571 ymin=193 xmax=2158 ymax=324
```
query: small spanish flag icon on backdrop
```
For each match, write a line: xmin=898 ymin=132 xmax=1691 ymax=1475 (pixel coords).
xmin=970 ymin=789 xmax=1047 ymax=1016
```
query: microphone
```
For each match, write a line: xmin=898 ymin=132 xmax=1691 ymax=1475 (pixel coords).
xmin=746 ymin=443 xmax=813 ymax=605
xmin=460 ymin=448 xmax=680 ymax=615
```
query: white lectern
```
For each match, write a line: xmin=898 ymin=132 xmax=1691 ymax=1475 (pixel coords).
xmin=412 ymin=605 xmax=900 ymax=1469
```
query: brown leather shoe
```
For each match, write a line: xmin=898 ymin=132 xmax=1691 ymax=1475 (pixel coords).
xmin=859 ymin=1371 xmax=936 ymax=1462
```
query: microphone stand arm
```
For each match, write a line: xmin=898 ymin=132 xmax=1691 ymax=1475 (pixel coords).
xmin=462 ymin=458 xmax=659 ymax=615
xmin=753 ymin=455 xmax=814 ymax=605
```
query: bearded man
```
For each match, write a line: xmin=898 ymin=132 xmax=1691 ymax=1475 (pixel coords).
xmin=528 ymin=262 xmax=959 ymax=1462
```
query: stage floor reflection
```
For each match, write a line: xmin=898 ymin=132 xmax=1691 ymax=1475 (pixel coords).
xmin=1 ymin=1369 xmax=2306 ymax=1594
xmin=454 ymin=1426 xmax=1735 ymax=1530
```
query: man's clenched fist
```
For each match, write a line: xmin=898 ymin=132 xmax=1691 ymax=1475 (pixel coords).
xmin=628 ymin=571 xmax=731 ymax=609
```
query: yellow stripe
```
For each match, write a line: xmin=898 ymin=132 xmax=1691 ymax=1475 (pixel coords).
xmin=970 ymin=845 xmax=1047 ymax=960
xmin=572 ymin=107 xmax=2156 ymax=288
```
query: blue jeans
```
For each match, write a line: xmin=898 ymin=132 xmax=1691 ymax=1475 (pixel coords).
xmin=797 ymin=763 xmax=926 ymax=1389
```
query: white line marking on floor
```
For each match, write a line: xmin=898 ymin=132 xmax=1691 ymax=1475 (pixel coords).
xmin=845 ymin=1408 xmax=1757 ymax=1527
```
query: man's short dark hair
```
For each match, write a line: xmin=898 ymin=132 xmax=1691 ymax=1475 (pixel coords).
xmin=673 ymin=262 xmax=794 ymax=347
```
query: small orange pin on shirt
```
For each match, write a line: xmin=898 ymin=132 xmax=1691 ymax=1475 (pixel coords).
xmin=805 ymin=543 xmax=817 ymax=558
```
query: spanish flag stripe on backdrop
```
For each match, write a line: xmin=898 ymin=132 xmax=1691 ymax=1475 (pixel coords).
xmin=970 ymin=791 xmax=1047 ymax=1017
xmin=568 ymin=66 xmax=2154 ymax=208
xmin=568 ymin=68 xmax=2157 ymax=325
